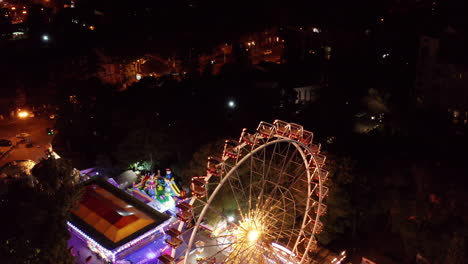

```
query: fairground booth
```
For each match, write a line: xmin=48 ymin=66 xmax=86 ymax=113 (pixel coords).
xmin=68 ymin=178 xmax=170 ymax=263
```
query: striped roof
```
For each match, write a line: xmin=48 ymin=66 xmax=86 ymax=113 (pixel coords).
xmin=72 ymin=184 xmax=155 ymax=243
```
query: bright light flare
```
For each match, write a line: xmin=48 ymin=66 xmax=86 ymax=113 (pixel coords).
xmin=18 ymin=111 xmax=29 ymax=118
xmin=247 ymin=229 xmax=260 ymax=242
xmin=233 ymin=209 xmax=267 ymax=246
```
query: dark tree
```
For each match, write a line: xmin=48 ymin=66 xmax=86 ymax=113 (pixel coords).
xmin=0 ymin=158 xmax=83 ymax=264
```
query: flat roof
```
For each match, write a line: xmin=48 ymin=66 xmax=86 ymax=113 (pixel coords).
xmin=70 ymin=178 xmax=169 ymax=250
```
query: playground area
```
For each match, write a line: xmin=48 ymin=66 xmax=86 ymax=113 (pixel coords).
xmin=128 ymin=168 xmax=182 ymax=214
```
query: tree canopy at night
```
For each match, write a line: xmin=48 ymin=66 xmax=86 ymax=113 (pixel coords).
xmin=0 ymin=159 xmax=83 ymax=264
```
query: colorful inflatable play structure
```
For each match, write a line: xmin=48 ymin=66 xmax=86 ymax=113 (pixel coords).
xmin=130 ymin=168 xmax=181 ymax=213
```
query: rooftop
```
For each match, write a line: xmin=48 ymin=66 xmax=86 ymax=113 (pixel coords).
xmin=70 ymin=178 xmax=169 ymax=250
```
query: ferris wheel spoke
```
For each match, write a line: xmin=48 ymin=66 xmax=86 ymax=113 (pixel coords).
xmin=229 ymin=169 xmax=250 ymax=212
xmin=243 ymin=248 xmax=269 ymax=264
xmin=193 ymin=199 xmax=244 ymax=233
xmin=257 ymin=143 xmax=298 ymax=212
xmin=274 ymin=186 xmax=297 ymax=244
xmin=259 ymin=141 xmax=281 ymax=200
xmin=197 ymin=241 xmax=237 ymax=262
xmin=226 ymin=239 xmax=261 ymax=264
xmin=248 ymin=146 xmax=266 ymax=214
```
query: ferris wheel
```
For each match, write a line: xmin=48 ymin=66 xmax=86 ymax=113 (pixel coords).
xmin=158 ymin=120 xmax=330 ymax=264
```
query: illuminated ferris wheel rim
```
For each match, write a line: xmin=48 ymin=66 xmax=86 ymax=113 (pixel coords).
xmin=184 ymin=137 xmax=326 ymax=263
xmin=160 ymin=120 xmax=329 ymax=264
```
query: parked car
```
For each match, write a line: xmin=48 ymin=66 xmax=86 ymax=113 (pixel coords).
xmin=16 ymin=132 xmax=30 ymax=138
xmin=0 ymin=139 xmax=12 ymax=147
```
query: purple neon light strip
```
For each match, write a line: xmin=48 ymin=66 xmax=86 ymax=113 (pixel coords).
xmin=67 ymin=218 xmax=173 ymax=262
xmin=67 ymin=221 xmax=115 ymax=261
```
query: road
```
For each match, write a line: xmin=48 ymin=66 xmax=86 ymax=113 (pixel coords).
xmin=0 ymin=116 xmax=56 ymax=167
xmin=250 ymin=45 xmax=283 ymax=65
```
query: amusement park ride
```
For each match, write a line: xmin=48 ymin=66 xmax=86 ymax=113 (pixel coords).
xmin=131 ymin=168 xmax=182 ymax=213
xmin=156 ymin=120 xmax=331 ymax=264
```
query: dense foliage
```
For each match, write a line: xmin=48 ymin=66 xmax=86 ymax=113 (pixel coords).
xmin=0 ymin=158 xmax=83 ymax=264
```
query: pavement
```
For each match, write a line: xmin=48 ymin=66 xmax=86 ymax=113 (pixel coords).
xmin=0 ymin=116 xmax=55 ymax=167
xmin=68 ymin=234 xmax=109 ymax=264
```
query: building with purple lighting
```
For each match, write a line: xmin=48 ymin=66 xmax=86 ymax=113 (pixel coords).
xmin=68 ymin=178 xmax=170 ymax=263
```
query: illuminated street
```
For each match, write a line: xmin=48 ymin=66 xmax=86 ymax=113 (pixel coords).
xmin=0 ymin=116 xmax=55 ymax=167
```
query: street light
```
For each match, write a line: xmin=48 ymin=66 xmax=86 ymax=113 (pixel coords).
xmin=228 ymin=100 xmax=236 ymax=109
xmin=42 ymin=34 xmax=49 ymax=42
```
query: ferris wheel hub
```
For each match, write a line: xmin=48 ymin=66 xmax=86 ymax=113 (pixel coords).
xmin=247 ymin=229 xmax=261 ymax=243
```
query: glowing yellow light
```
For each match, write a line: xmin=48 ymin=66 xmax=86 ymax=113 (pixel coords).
xmin=233 ymin=209 xmax=266 ymax=246
xmin=89 ymin=25 xmax=95 ymax=30
xmin=11 ymin=7 xmax=16 ymax=10
xmin=247 ymin=229 xmax=259 ymax=242
xmin=18 ymin=111 xmax=29 ymax=118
